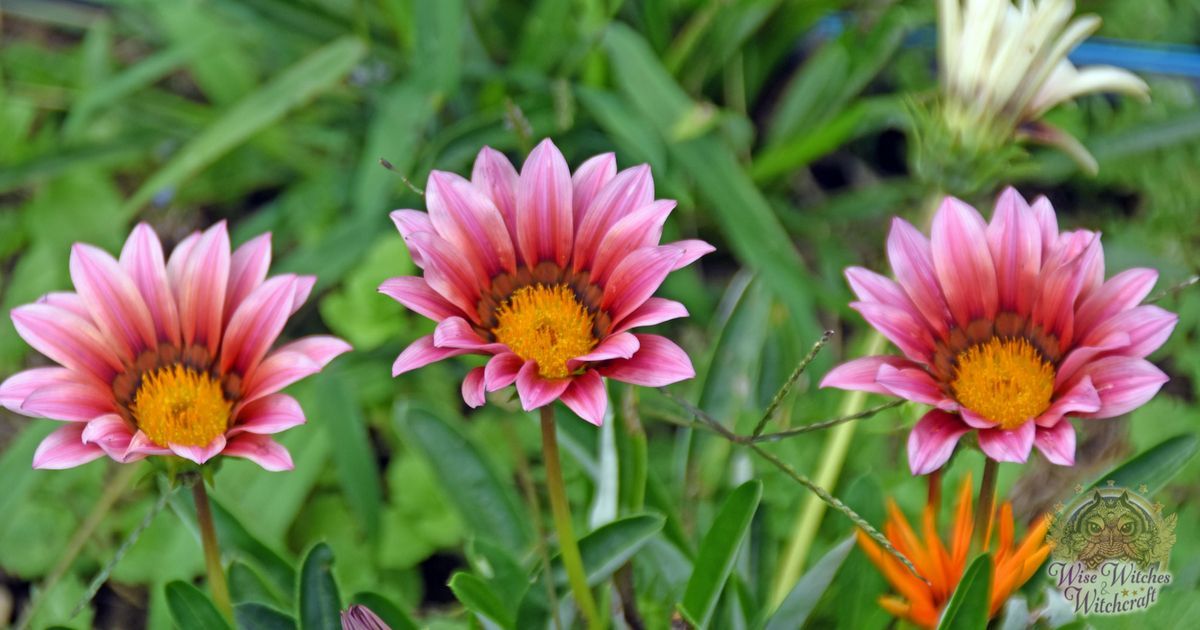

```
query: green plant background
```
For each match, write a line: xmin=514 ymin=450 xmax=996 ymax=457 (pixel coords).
xmin=0 ymin=0 xmax=1197 ymax=628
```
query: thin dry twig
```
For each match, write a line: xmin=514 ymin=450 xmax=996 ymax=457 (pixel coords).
xmin=379 ymin=158 xmax=425 ymax=196
xmin=752 ymin=330 xmax=836 ymax=437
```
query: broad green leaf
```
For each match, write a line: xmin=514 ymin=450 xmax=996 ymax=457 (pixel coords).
xmin=680 ymin=480 xmax=763 ymax=628
xmin=764 ymin=537 xmax=855 ymax=630
xmin=468 ymin=539 xmax=531 ymax=605
xmin=413 ymin=0 xmax=463 ymax=95
xmin=312 ymin=372 xmax=383 ymax=540
xmin=449 ymin=572 xmax=515 ymax=629
xmin=394 ymin=404 xmax=531 ymax=549
xmin=230 ymin=560 xmax=287 ymax=608
xmin=298 ymin=543 xmax=342 ymax=630
xmin=349 ymin=592 xmax=418 ymax=630
xmin=235 ymin=603 xmax=297 ymax=630
xmin=555 ymin=514 xmax=666 ymax=588
xmin=937 ymin=554 xmax=993 ymax=630
xmin=1090 ymin=433 xmax=1198 ymax=494
xmin=164 ymin=581 xmax=231 ymax=630
xmin=123 ymin=37 xmax=366 ymax=212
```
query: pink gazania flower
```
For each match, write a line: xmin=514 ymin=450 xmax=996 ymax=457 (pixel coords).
xmin=0 ymin=223 xmax=351 ymax=470
xmin=821 ymin=188 xmax=1176 ymax=474
xmin=380 ymin=139 xmax=712 ymax=425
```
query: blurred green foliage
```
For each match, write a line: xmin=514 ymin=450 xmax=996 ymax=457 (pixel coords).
xmin=1 ymin=0 xmax=1198 ymax=628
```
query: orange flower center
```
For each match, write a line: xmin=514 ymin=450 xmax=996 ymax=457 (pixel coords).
xmin=951 ymin=337 xmax=1054 ymax=430
xmin=491 ymin=284 xmax=597 ymax=379
xmin=131 ymin=364 xmax=231 ymax=447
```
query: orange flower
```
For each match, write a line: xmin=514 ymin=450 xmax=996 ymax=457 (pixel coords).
xmin=856 ymin=475 xmax=1053 ymax=628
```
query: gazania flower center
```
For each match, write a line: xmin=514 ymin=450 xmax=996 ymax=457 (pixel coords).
xmin=951 ymin=337 xmax=1054 ymax=430
xmin=131 ymin=364 xmax=231 ymax=447
xmin=492 ymin=283 xmax=597 ymax=379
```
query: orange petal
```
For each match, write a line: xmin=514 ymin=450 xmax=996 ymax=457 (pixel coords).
xmin=950 ymin=474 xmax=975 ymax=570
xmin=887 ymin=499 xmax=937 ymax=579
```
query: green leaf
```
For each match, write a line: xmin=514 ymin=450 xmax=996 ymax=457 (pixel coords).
xmin=449 ymin=572 xmax=515 ymax=629
xmin=122 ymin=36 xmax=367 ymax=212
xmin=557 ymin=514 xmax=666 ymax=588
xmin=312 ymin=371 xmax=383 ymax=540
xmin=680 ymin=480 xmax=763 ymax=628
xmin=235 ymin=603 xmax=297 ymax=630
xmin=764 ymin=537 xmax=855 ymax=630
xmin=348 ymin=592 xmax=418 ymax=630
xmin=229 ymin=560 xmax=287 ymax=608
xmin=1091 ymin=433 xmax=1199 ymax=495
xmin=165 ymin=581 xmax=231 ymax=630
xmin=937 ymin=554 xmax=993 ymax=630
xmin=394 ymin=404 xmax=531 ymax=549
xmin=413 ymin=0 xmax=463 ymax=95
xmin=297 ymin=543 xmax=342 ymax=630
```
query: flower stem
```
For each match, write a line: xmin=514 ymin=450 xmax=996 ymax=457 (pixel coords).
xmin=192 ymin=480 xmax=233 ymax=621
xmin=973 ymin=458 xmax=999 ymax=555
xmin=540 ymin=406 xmax=601 ymax=628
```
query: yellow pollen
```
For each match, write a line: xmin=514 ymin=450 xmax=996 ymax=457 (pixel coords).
xmin=492 ymin=284 xmax=597 ymax=379
xmin=131 ymin=364 xmax=231 ymax=447
xmin=951 ymin=337 xmax=1055 ymax=430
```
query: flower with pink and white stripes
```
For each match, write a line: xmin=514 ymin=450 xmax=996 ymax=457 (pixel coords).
xmin=0 ymin=222 xmax=351 ymax=470
xmin=381 ymin=139 xmax=712 ymax=425
xmin=822 ymin=189 xmax=1175 ymax=474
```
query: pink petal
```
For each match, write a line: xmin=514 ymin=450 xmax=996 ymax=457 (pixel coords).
xmin=226 ymin=232 xmax=272 ymax=322
xmin=571 ymin=153 xmax=617 ymax=224
xmin=515 ymin=361 xmax=571 ymax=409
xmin=887 ymin=218 xmax=951 ymax=338
xmin=875 ymin=364 xmax=952 ymax=408
xmin=70 ymin=243 xmax=158 ymax=360
xmin=223 ymin=434 xmax=294 ymax=471
xmin=907 ymin=409 xmax=969 ymax=475
xmin=175 ymin=222 xmax=231 ymax=353
xmin=405 ymin=230 xmax=483 ymax=323
xmin=126 ymin=431 xmax=171 ymax=457
xmin=572 ymin=165 xmax=654 ymax=273
xmin=484 ymin=352 xmax=524 ymax=391
xmin=433 ymin=317 xmax=506 ymax=352
xmin=32 ymin=424 xmax=105 ymax=469
xmin=819 ymin=355 xmax=915 ymax=396
xmin=38 ymin=291 xmax=89 ymax=318
xmin=560 ymin=369 xmax=607 ymax=426
xmin=664 ymin=239 xmax=715 ymax=271
xmin=589 ymin=200 xmax=677 ymax=284
xmin=1080 ymin=357 xmax=1168 ymax=419
xmin=165 ymin=231 xmax=201 ymax=288
xmin=391 ymin=334 xmax=471 ymax=377
xmin=1034 ymin=231 xmax=1101 ymax=348
xmin=1034 ymin=420 xmax=1076 ymax=466
xmin=930 ymin=198 xmax=998 ymax=329
xmin=11 ymin=304 xmax=124 ymax=382
xmin=612 ymin=297 xmax=688 ymax=333
xmin=427 ymin=170 xmax=517 ymax=276
xmin=516 ymin=138 xmax=574 ymax=268
xmin=290 ymin=275 xmax=316 ymax=316
xmin=986 ymin=188 xmax=1042 ymax=317
xmin=959 ymin=408 xmax=998 ymax=429
xmin=1055 ymin=334 xmax=1130 ymax=389
xmin=390 ymin=209 xmax=435 ymax=268
xmin=1030 ymin=196 xmax=1059 ymax=256
xmin=977 ymin=421 xmax=1035 ymax=463
xmin=1038 ymin=376 xmax=1101 ymax=427
xmin=1081 ymin=305 xmax=1176 ymax=360
xmin=242 ymin=352 xmax=323 ymax=405
xmin=81 ymin=414 xmax=141 ymax=462
xmin=21 ymin=382 xmax=116 ymax=421
xmin=462 ymin=366 xmax=486 ymax=408
xmin=471 ymin=147 xmax=520 ymax=244
xmin=231 ymin=394 xmax=306 ymax=435
xmin=569 ymin=332 xmax=639 ymax=370
xmin=0 ymin=368 xmax=79 ymax=416
xmin=598 ymin=334 xmax=694 ymax=386
xmin=119 ymin=224 xmax=181 ymax=346
xmin=1073 ymin=268 xmax=1158 ymax=340
xmin=170 ymin=434 xmax=227 ymax=465
xmin=219 ymin=275 xmax=298 ymax=376
xmin=379 ymin=276 xmax=463 ymax=321
xmin=850 ymin=301 xmax=935 ymax=363
xmin=845 ymin=267 xmax=926 ymax=330
xmin=600 ymin=246 xmax=683 ymax=324
xmin=272 ymin=335 xmax=353 ymax=368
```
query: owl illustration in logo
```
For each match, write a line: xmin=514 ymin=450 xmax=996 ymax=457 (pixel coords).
xmin=1060 ymin=491 xmax=1160 ymax=569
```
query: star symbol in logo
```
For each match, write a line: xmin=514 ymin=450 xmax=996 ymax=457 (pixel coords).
xmin=1106 ymin=479 xmax=1116 ymax=487
xmin=1122 ymin=589 xmax=1130 ymax=597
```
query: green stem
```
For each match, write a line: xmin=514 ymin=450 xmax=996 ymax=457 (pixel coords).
xmin=192 ymin=480 xmax=233 ymax=621
xmin=973 ymin=458 xmax=999 ymax=555
xmin=540 ymin=406 xmax=602 ymax=628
